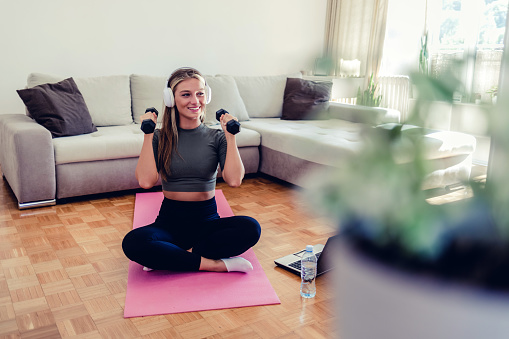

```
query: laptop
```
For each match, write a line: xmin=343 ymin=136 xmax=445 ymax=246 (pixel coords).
xmin=274 ymin=235 xmax=338 ymax=276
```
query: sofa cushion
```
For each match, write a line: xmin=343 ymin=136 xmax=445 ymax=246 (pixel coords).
xmin=130 ymin=74 xmax=166 ymax=124
xmin=281 ymin=78 xmax=332 ymax=120
xmin=203 ymin=75 xmax=250 ymax=126
xmin=206 ymin=125 xmax=261 ymax=148
xmin=17 ymin=78 xmax=97 ymax=137
xmin=52 ymin=125 xmax=144 ymax=165
xmin=27 ymin=73 xmax=132 ymax=127
xmin=377 ymin=123 xmax=477 ymax=161
xmin=230 ymin=73 xmax=302 ymax=118
xmin=241 ymin=118 xmax=476 ymax=168
xmin=242 ymin=118 xmax=363 ymax=166
xmin=52 ymin=124 xmax=260 ymax=165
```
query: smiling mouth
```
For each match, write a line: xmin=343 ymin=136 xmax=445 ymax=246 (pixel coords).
xmin=188 ymin=106 xmax=201 ymax=112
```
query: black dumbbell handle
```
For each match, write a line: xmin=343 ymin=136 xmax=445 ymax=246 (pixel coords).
xmin=216 ymin=109 xmax=240 ymax=135
xmin=141 ymin=107 xmax=159 ymax=134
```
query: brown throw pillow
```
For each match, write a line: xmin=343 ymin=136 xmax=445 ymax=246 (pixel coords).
xmin=281 ymin=78 xmax=332 ymax=120
xmin=17 ymin=78 xmax=97 ymax=137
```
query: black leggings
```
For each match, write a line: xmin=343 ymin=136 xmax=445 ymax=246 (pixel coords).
xmin=122 ymin=197 xmax=261 ymax=271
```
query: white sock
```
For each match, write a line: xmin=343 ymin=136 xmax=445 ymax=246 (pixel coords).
xmin=143 ymin=266 xmax=153 ymax=271
xmin=221 ymin=257 xmax=253 ymax=272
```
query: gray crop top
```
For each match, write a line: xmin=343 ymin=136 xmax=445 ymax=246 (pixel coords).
xmin=152 ymin=124 xmax=227 ymax=192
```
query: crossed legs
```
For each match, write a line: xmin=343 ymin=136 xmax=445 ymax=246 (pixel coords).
xmin=122 ymin=215 xmax=261 ymax=272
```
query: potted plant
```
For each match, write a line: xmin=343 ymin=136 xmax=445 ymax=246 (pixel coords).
xmin=304 ymin=66 xmax=509 ymax=338
xmin=419 ymin=31 xmax=429 ymax=75
xmin=356 ymin=73 xmax=382 ymax=107
xmin=487 ymin=85 xmax=498 ymax=104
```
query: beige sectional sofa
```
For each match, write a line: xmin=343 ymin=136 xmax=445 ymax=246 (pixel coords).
xmin=0 ymin=73 xmax=476 ymax=209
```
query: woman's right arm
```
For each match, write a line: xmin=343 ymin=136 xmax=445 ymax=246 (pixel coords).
xmin=135 ymin=112 xmax=159 ymax=189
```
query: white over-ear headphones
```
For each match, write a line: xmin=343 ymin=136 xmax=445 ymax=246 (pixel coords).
xmin=163 ymin=68 xmax=211 ymax=108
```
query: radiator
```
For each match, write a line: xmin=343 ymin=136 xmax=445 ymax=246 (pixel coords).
xmin=378 ymin=75 xmax=410 ymax=121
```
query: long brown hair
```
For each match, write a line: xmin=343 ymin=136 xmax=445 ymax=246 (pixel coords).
xmin=158 ymin=67 xmax=208 ymax=181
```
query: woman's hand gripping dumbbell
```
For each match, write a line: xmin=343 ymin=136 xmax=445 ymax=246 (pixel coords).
xmin=216 ymin=109 xmax=240 ymax=135
xmin=140 ymin=107 xmax=159 ymax=134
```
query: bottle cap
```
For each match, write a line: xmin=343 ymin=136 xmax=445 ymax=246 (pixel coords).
xmin=305 ymin=245 xmax=313 ymax=252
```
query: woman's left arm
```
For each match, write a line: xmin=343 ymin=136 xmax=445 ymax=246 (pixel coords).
xmin=220 ymin=115 xmax=245 ymax=187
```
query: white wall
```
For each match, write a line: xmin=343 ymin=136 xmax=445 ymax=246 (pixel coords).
xmin=0 ymin=0 xmax=327 ymax=115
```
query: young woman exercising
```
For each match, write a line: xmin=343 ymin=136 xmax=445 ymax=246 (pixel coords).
xmin=122 ymin=67 xmax=261 ymax=272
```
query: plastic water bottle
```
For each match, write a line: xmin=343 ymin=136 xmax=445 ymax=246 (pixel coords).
xmin=300 ymin=245 xmax=317 ymax=298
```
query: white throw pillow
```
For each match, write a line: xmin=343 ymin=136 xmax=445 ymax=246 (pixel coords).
xmin=130 ymin=74 xmax=167 ymax=124
xmin=27 ymin=73 xmax=132 ymax=126
xmin=229 ymin=73 xmax=303 ymax=118
xmin=203 ymin=75 xmax=250 ymax=126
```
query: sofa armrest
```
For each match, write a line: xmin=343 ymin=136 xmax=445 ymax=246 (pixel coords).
xmin=0 ymin=114 xmax=56 ymax=208
xmin=328 ymin=102 xmax=401 ymax=125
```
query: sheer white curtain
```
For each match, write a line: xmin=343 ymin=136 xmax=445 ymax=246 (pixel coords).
xmin=324 ymin=0 xmax=389 ymax=87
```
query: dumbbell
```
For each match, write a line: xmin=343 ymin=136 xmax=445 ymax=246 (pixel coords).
xmin=141 ymin=107 xmax=159 ymax=134
xmin=216 ymin=109 xmax=240 ymax=135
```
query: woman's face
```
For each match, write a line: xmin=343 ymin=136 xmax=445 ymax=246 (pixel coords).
xmin=173 ymin=78 xmax=206 ymax=123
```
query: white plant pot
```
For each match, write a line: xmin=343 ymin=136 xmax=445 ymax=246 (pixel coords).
xmin=333 ymin=241 xmax=509 ymax=339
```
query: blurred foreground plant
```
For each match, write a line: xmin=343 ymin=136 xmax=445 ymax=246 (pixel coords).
xmin=305 ymin=61 xmax=509 ymax=279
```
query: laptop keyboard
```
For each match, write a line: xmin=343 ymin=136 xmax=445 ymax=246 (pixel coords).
xmin=288 ymin=252 xmax=321 ymax=270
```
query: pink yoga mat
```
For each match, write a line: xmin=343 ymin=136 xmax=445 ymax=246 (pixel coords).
xmin=124 ymin=190 xmax=280 ymax=318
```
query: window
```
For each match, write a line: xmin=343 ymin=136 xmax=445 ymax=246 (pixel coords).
xmin=379 ymin=0 xmax=426 ymax=77
xmin=381 ymin=0 xmax=508 ymax=104
xmin=428 ymin=0 xmax=508 ymax=103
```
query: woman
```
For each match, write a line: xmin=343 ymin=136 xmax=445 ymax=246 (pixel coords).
xmin=122 ymin=67 xmax=261 ymax=272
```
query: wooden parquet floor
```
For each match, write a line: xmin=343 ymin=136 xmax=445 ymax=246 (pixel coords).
xmin=0 ymin=163 xmax=486 ymax=339
xmin=0 ymin=172 xmax=339 ymax=339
